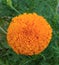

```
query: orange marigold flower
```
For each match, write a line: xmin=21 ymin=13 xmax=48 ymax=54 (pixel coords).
xmin=7 ymin=13 xmax=52 ymax=55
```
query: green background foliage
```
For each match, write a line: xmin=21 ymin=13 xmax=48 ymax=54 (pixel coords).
xmin=0 ymin=0 xmax=59 ymax=65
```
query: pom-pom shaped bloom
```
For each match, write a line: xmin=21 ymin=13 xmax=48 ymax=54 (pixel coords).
xmin=7 ymin=13 xmax=52 ymax=55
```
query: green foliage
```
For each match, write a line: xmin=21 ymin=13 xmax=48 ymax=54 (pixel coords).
xmin=0 ymin=0 xmax=59 ymax=65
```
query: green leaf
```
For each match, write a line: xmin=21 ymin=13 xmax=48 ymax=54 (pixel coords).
xmin=0 ymin=59 xmax=5 ymax=65
xmin=0 ymin=0 xmax=59 ymax=65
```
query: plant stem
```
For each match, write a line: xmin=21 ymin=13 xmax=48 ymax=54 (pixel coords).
xmin=10 ymin=5 xmax=20 ymax=14
xmin=56 ymin=0 xmax=59 ymax=14
xmin=7 ymin=0 xmax=20 ymax=14
xmin=0 ymin=26 xmax=7 ymax=34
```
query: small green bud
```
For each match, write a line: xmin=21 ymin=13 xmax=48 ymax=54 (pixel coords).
xmin=7 ymin=0 xmax=12 ymax=7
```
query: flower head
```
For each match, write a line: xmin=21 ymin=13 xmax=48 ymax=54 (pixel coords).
xmin=7 ymin=13 xmax=52 ymax=55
